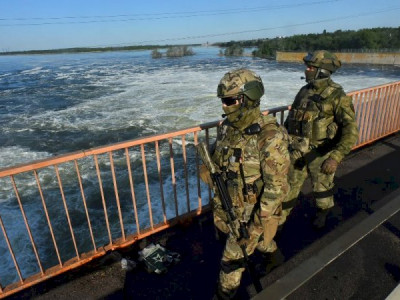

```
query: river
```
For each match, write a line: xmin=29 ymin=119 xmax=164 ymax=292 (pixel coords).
xmin=0 ymin=46 xmax=399 ymax=287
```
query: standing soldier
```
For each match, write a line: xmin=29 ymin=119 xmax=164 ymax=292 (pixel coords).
xmin=199 ymin=69 xmax=290 ymax=299
xmin=281 ymin=50 xmax=359 ymax=229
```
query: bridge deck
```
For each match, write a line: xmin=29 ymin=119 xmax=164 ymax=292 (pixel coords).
xmin=7 ymin=132 xmax=400 ymax=300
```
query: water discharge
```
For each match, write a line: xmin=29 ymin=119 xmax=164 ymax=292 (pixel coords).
xmin=0 ymin=47 xmax=398 ymax=287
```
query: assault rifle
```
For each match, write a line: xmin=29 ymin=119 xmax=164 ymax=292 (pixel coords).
xmin=196 ymin=142 xmax=262 ymax=293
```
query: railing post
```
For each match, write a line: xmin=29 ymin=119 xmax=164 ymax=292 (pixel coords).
xmin=125 ymin=148 xmax=141 ymax=235
xmin=94 ymin=154 xmax=112 ymax=245
xmin=109 ymin=152 xmax=125 ymax=241
xmin=168 ymin=138 xmax=178 ymax=218
xmin=54 ymin=166 xmax=80 ymax=260
xmin=181 ymin=135 xmax=190 ymax=213
xmin=10 ymin=175 xmax=44 ymax=275
xmin=141 ymin=144 xmax=154 ymax=229
xmin=0 ymin=215 xmax=23 ymax=283
xmin=34 ymin=170 xmax=63 ymax=266
xmin=155 ymin=141 xmax=167 ymax=224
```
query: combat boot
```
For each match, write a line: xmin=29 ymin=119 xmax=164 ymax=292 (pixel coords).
xmin=260 ymin=248 xmax=285 ymax=275
xmin=312 ymin=208 xmax=331 ymax=229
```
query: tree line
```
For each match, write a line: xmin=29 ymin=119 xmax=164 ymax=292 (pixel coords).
xmin=216 ymin=27 xmax=400 ymax=58
xmin=0 ymin=44 xmax=199 ymax=56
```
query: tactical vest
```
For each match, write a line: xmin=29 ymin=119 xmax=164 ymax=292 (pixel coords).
xmin=287 ymin=83 xmax=341 ymax=148
xmin=211 ymin=115 xmax=285 ymax=222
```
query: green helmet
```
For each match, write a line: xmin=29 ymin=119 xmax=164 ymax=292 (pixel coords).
xmin=303 ymin=50 xmax=341 ymax=73
xmin=217 ymin=68 xmax=264 ymax=101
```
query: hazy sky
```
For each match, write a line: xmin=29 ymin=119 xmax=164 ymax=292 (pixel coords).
xmin=1 ymin=0 xmax=399 ymax=51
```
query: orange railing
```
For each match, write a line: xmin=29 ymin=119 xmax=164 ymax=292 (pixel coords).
xmin=349 ymin=81 xmax=400 ymax=149
xmin=0 ymin=81 xmax=399 ymax=298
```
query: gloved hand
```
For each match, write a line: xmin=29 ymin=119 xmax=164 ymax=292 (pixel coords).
xmin=199 ymin=164 xmax=213 ymax=186
xmin=321 ymin=157 xmax=338 ymax=174
xmin=289 ymin=149 xmax=303 ymax=162
xmin=237 ymin=236 xmax=250 ymax=248
xmin=237 ymin=221 xmax=264 ymax=249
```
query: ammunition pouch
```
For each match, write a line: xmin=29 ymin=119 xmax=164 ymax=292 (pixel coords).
xmin=312 ymin=117 xmax=336 ymax=142
xmin=243 ymin=177 xmax=263 ymax=198
xmin=287 ymin=99 xmax=338 ymax=147
xmin=242 ymin=178 xmax=263 ymax=223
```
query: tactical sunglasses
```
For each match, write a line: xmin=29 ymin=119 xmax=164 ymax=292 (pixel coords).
xmin=221 ymin=96 xmax=241 ymax=106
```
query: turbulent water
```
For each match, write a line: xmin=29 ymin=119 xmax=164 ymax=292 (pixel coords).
xmin=0 ymin=47 xmax=399 ymax=286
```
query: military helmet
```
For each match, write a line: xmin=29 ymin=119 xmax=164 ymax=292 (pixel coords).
xmin=217 ymin=68 xmax=264 ymax=100
xmin=303 ymin=50 xmax=341 ymax=73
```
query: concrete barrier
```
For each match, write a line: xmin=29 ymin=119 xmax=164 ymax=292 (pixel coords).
xmin=276 ymin=51 xmax=400 ymax=65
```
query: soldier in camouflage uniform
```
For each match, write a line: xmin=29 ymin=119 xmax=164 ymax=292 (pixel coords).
xmin=200 ymin=69 xmax=290 ymax=299
xmin=281 ymin=50 xmax=359 ymax=229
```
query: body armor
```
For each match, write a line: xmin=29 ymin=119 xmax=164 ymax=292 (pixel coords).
xmin=212 ymin=114 xmax=288 ymax=224
xmin=286 ymin=79 xmax=342 ymax=148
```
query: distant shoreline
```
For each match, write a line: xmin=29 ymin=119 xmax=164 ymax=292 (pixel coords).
xmin=0 ymin=44 xmax=202 ymax=56
xmin=276 ymin=51 xmax=400 ymax=65
xmin=2 ymin=47 xmax=399 ymax=66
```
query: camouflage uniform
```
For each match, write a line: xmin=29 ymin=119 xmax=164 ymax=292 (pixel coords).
xmin=203 ymin=69 xmax=290 ymax=298
xmin=281 ymin=50 xmax=359 ymax=226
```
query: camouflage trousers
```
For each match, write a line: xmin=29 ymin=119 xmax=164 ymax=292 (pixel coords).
xmin=280 ymin=149 xmax=335 ymax=225
xmin=217 ymin=215 xmax=279 ymax=293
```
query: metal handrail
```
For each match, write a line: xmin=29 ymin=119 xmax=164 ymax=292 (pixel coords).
xmin=0 ymin=81 xmax=399 ymax=298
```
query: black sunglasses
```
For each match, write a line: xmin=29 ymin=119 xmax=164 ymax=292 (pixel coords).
xmin=221 ymin=96 xmax=241 ymax=106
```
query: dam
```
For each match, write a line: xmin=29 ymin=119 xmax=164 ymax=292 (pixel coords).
xmin=276 ymin=51 xmax=400 ymax=65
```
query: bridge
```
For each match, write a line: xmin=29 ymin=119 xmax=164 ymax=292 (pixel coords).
xmin=1 ymin=81 xmax=399 ymax=299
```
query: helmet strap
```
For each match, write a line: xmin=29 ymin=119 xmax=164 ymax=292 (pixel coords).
xmin=314 ymin=68 xmax=321 ymax=81
xmin=319 ymin=69 xmax=331 ymax=78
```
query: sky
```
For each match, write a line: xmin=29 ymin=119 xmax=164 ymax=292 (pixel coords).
xmin=0 ymin=0 xmax=399 ymax=52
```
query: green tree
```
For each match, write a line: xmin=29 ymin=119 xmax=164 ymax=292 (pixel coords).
xmin=151 ymin=49 xmax=162 ymax=58
xmin=166 ymin=46 xmax=195 ymax=57
xmin=224 ymin=44 xmax=244 ymax=56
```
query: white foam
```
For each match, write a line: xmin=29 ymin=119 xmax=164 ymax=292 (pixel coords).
xmin=0 ymin=146 xmax=51 ymax=169
xmin=20 ymin=67 xmax=49 ymax=75
xmin=0 ymin=49 xmax=398 ymax=285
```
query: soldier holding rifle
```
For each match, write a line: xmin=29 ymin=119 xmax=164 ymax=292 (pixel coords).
xmin=198 ymin=69 xmax=290 ymax=299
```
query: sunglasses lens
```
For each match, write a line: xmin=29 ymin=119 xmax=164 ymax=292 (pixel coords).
xmin=221 ymin=97 xmax=238 ymax=106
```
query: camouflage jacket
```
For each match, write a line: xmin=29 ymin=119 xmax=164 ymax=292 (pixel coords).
xmin=212 ymin=114 xmax=290 ymax=222
xmin=285 ymin=78 xmax=359 ymax=163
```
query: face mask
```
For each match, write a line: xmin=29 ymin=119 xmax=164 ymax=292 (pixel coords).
xmin=222 ymin=103 xmax=242 ymax=124
xmin=305 ymin=68 xmax=318 ymax=83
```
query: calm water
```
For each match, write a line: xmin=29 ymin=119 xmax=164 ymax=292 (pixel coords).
xmin=0 ymin=47 xmax=399 ymax=286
